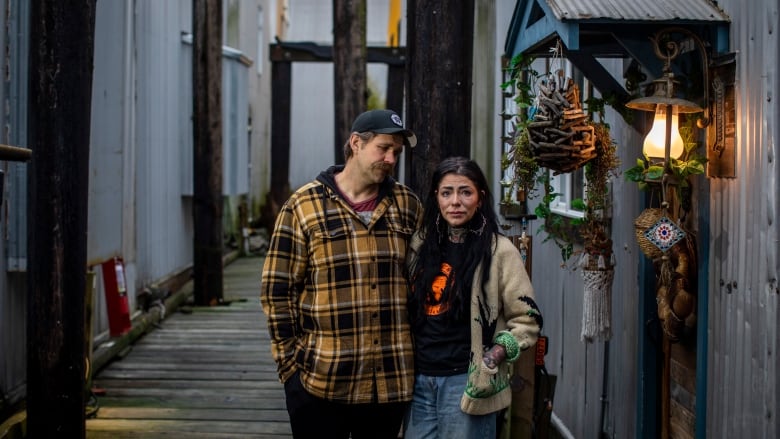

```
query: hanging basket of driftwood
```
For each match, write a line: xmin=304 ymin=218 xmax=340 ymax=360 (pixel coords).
xmin=527 ymin=71 xmax=597 ymax=174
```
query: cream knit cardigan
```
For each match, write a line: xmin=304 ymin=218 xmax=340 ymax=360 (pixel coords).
xmin=408 ymin=233 xmax=541 ymax=415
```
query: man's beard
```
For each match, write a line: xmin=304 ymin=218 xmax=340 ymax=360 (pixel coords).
xmin=372 ymin=163 xmax=394 ymax=177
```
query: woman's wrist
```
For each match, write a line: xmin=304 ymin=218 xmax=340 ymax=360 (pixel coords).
xmin=482 ymin=344 xmax=507 ymax=368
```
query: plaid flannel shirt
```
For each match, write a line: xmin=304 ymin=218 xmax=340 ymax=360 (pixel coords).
xmin=261 ymin=167 xmax=422 ymax=404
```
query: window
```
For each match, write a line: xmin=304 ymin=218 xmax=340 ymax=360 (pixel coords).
xmin=224 ymin=0 xmax=240 ymax=48
xmin=548 ymin=168 xmax=586 ymax=219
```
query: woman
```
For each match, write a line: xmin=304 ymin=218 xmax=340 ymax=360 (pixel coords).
xmin=405 ymin=156 xmax=542 ymax=439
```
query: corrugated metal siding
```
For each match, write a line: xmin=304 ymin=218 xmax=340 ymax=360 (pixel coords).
xmin=133 ymin=0 xmax=195 ymax=288
xmin=180 ymin=42 xmax=250 ymax=197
xmin=222 ymin=49 xmax=250 ymax=196
xmin=0 ymin=0 xmax=29 ymax=409
xmin=88 ymin=0 xmax=134 ymax=337
xmin=706 ymin=1 xmax=778 ymax=438
xmin=4 ymin=0 xmax=29 ymax=272
xmin=89 ymin=3 xmax=131 ymax=265
xmin=546 ymin=0 xmax=730 ymax=22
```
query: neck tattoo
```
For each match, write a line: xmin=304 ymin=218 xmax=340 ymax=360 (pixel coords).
xmin=448 ymin=227 xmax=468 ymax=243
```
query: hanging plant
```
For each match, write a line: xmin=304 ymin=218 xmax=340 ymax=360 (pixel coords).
xmin=533 ymin=106 xmax=620 ymax=267
xmin=499 ymin=50 xmax=620 ymax=268
xmin=579 ymin=121 xmax=620 ymax=256
xmin=500 ymin=53 xmax=543 ymax=209
xmin=499 ymin=47 xmax=622 ymax=343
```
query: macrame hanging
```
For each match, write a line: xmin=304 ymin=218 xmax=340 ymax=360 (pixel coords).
xmin=576 ymin=115 xmax=617 ymax=343
xmin=578 ymin=229 xmax=615 ymax=343
xmin=579 ymin=266 xmax=614 ymax=342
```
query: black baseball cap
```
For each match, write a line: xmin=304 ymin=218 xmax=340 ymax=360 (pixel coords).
xmin=350 ymin=109 xmax=417 ymax=148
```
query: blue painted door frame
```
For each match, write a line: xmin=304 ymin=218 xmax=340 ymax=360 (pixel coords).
xmin=636 ymin=189 xmax=710 ymax=439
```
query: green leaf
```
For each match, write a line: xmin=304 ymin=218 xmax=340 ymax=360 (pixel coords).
xmin=646 ymin=166 xmax=665 ymax=180
xmin=687 ymin=160 xmax=705 ymax=174
xmin=624 ymin=165 xmax=646 ymax=182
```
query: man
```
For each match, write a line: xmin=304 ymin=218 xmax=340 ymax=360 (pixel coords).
xmin=261 ymin=109 xmax=422 ymax=438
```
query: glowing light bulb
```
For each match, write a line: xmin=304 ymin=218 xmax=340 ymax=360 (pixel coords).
xmin=642 ymin=106 xmax=684 ymax=160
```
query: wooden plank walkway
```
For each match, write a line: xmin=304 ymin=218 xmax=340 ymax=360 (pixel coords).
xmin=86 ymin=256 xmax=292 ymax=438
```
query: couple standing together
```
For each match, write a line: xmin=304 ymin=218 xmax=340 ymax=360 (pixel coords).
xmin=261 ymin=109 xmax=543 ymax=439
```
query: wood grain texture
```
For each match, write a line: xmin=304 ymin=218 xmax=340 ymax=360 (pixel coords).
xmin=87 ymin=256 xmax=292 ymax=438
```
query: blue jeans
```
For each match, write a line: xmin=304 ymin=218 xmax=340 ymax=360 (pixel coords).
xmin=404 ymin=373 xmax=497 ymax=439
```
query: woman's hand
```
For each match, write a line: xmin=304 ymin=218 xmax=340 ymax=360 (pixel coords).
xmin=482 ymin=344 xmax=507 ymax=369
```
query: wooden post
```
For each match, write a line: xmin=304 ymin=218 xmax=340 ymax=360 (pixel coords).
xmin=507 ymin=232 xmax=536 ymax=439
xmin=268 ymin=50 xmax=292 ymax=220
xmin=27 ymin=1 xmax=96 ymax=436
xmin=386 ymin=64 xmax=405 ymax=115
xmin=192 ymin=0 xmax=224 ymax=306
xmin=332 ymin=0 xmax=367 ymax=165
xmin=405 ymin=0 xmax=475 ymax=196
xmin=265 ymin=42 xmax=406 ymax=225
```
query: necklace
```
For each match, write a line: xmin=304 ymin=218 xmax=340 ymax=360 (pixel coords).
xmin=448 ymin=227 xmax=468 ymax=243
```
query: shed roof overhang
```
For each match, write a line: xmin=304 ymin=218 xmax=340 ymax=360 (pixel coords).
xmin=505 ymin=0 xmax=731 ymax=103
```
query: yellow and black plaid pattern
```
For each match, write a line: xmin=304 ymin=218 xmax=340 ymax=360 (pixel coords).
xmin=261 ymin=177 xmax=422 ymax=404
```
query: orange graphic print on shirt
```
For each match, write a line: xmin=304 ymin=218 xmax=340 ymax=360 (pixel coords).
xmin=426 ymin=262 xmax=453 ymax=316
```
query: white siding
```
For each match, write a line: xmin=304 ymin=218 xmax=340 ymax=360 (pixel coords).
xmin=133 ymin=0 xmax=193 ymax=291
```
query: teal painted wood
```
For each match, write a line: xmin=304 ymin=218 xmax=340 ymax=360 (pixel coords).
xmin=637 ymin=254 xmax=660 ymax=439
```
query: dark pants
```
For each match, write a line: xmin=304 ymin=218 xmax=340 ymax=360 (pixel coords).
xmin=284 ymin=371 xmax=407 ymax=439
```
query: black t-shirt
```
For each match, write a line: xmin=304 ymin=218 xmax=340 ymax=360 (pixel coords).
xmin=414 ymin=242 xmax=471 ymax=376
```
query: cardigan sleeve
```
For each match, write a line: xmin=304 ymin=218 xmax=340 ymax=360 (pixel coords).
xmin=492 ymin=236 xmax=542 ymax=357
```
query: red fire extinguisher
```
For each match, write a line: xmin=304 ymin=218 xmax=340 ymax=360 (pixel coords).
xmin=101 ymin=257 xmax=132 ymax=337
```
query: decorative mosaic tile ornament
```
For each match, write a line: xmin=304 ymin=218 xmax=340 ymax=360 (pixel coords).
xmin=643 ymin=216 xmax=686 ymax=253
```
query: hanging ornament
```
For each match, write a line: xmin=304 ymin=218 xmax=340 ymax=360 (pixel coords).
xmin=643 ymin=216 xmax=686 ymax=253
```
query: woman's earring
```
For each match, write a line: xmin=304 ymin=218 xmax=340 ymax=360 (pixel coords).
xmin=436 ymin=213 xmax=444 ymax=242
xmin=471 ymin=213 xmax=487 ymax=236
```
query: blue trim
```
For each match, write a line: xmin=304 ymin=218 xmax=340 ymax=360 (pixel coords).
xmin=505 ymin=0 xmax=582 ymax=56
xmin=636 ymin=191 xmax=660 ymax=439
xmin=715 ymin=24 xmax=731 ymax=54
xmin=503 ymin=0 xmax=527 ymax=55
xmin=637 ymin=252 xmax=660 ymax=438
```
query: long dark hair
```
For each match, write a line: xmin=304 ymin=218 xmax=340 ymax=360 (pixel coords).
xmin=408 ymin=156 xmax=501 ymax=326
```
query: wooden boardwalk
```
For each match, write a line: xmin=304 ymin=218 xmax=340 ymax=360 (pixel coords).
xmin=86 ymin=256 xmax=292 ymax=438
